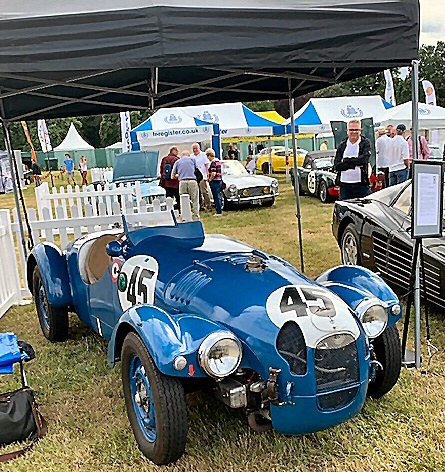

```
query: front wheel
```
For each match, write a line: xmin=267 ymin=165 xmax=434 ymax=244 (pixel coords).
xmin=121 ymin=332 xmax=188 ymax=465
xmin=319 ymin=181 xmax=331 ymax=203
xmin=32 ymin=266 xmax=68 ymax=342
xmin=261 ymin=197 xmax=275 ymax=207
xmin=340 ymin=224 xmax=361 ymax=265
xmin=367 ymin=326 xmax=402 ymax=399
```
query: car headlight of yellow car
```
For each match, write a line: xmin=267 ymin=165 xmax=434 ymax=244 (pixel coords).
xmin=198 ymin=331 xmax=242 ymax=378
xmin=355 ymin=298 xmax=388 ymax=339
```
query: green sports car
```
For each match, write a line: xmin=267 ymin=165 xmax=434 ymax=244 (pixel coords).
xmin=292 ymin=151 xmax=339 ymax=203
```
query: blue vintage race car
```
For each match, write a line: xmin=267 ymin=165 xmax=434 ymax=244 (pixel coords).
xmin=27 ymin=214 xmax=402 ymax=465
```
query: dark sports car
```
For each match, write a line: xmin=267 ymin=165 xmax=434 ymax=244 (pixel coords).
xmin=297 ymin=151 xmax=338 ymax=203
xmin=332 ymin=180 xmax=445 ymax=310
xmin=292 ymin=151 xmax=382 ymax=204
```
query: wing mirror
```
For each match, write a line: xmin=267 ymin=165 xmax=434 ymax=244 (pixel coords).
xmin=106 ymin=240 xmax=123 ymax=257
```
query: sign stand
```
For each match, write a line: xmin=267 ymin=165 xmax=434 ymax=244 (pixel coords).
xmin=401 ymin=160 xmax=443 ymax=369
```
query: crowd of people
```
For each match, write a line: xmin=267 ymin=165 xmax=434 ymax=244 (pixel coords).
xmin=159 ymin=142 xmax=223 ymax=220
xmin=334 ymin=119 xmax=432 ymax=201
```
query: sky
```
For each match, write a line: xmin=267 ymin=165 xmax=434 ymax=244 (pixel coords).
xmin=420 ymin=0 xmax=444 ymax=46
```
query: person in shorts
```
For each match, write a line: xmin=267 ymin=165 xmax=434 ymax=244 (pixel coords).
xmin=64 ymin=153 xmax=77 ymax=185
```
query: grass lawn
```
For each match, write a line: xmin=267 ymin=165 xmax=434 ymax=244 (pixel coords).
xmin=0 ymin=177 xmax=444 ymax=471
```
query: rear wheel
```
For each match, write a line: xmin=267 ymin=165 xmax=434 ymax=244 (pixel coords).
xmin=340 ymin=224 xmax=361 ymax=265
xmin=319 ymin=181 xmax=331 ymax=203
xmin=33 ymin=266 xmax=68 ymax=342
xmin=262 ymin=163 xmax=272 ymax=174
xmin=121 ymin=332 xmax=188 ymax=465
xmin=367 ymin=326 xmax=402 ymax=399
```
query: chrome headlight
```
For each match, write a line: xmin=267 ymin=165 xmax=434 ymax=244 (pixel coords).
xmin=228 ymin=184 xmax=237 ymax=195
xmin=356 ymin=298 xmax=388 ymax=339
xmin=198 ymin=331 xmax=242 ymax=378
xmin=271 ymin=179 xmax=279 ymax=189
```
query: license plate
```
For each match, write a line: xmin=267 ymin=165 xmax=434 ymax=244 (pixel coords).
xmin=252 ymin=199 xmax=260 ymax=204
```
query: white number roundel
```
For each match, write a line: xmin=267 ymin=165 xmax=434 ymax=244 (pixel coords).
xmin=307 ymin=171 xmax=317 ymax=194
xmin=117 ymin=255 xmax=159 ymax=311
xmin=265 ymin=285 xmax=360 ymax=349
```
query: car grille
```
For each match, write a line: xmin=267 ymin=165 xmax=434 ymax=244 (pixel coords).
xmin=372 ymin=233 xmax=443 ymax=308
xmin=314 ymin=334 xmax=359 ymax=410
xmin=317 ymin=386 xmax=360 ymax=411
xmin=143 ymin=195 xmax=167 ymax=204
xmin=238 ymin=186 xmax=270 ymax=198
xmin=276 ymin=321 xmax=307 ymax=375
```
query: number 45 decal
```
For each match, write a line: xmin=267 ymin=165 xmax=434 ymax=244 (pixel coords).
xmin=118 ymin=255 xmax=159 ymax=311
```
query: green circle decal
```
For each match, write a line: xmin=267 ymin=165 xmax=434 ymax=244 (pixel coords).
xmin=118 ymin=273 xmax=127 ymax=292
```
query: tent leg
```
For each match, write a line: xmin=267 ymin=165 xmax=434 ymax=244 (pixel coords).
xmin=289 ymin=81 xmax=304 ymax=273
xmin=1 ymin=118 xmax=32 ymax=257
xmin=411 ymin=60 xmax=419 ymax=168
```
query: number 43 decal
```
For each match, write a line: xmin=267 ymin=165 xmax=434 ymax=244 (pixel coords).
xmin=117 ymin=255 xmax=159 ymax=311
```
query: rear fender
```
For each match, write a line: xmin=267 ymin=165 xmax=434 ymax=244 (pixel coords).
xmin=108 ymin=305 xmax=235 ymax=377
xmin=316 ymin=265 xmax=401 ymax=327
xmin=27 ymin=243 xmax=72 ymax=308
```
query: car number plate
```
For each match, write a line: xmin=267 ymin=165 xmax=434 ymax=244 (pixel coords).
xmin=252 ymin=199 xmax=260 ymax=204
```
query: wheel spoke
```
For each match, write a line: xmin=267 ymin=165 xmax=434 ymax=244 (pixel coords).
xmin=130 ymin=355 xmax=157 ymax=441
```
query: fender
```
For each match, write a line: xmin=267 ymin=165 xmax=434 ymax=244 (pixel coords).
xmin=27 ymin=242 xmax=73 ymax=308
xmin=315 ymin=265 xmax=401 ymax=327
xmin=108 ymin=304 xmax=237 ymax=377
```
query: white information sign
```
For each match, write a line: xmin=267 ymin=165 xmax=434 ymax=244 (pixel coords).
xmin=412 ymin=161 xmax=444 ymax=239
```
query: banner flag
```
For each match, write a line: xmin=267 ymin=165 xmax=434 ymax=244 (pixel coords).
xmin=21 ymin=121 xmax=37 ymax=162
xmin=422 ymin=80 xmax=437 ymax=106
xmin=120 ymin=111 xmax=132 ymax=152
xmin=384 ymin=69 xmax=396 ymax=106
xmin=37 ymin=119 xmax=52 ymax=152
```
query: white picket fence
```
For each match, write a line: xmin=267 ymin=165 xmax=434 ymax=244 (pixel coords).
xmin=0 ymin=211 xmax=23 ymax=317
xmin=0 ymin=181 xmax=193 ymax=316
xmin=90 ymin=167 xmax=113 ymax=184
xmin=35 ymin=180 xmax=142 ymax=221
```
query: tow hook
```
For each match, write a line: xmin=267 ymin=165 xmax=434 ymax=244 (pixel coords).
xmin=267 ymin=367 xmax=282 ymax=405
xmin=369 ymin=359 xmax=383 ymax=382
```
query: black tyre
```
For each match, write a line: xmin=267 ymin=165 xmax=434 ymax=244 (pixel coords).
xmin=340 ymin=224 xmax=361 ymax=265
xmin=220 ymin=191 xmax=232 ymax=210
xmin=33 ymin=266 xmax=69 ymax=342
xmin=367 ymin=325 xmax=402 ymax=399
xmin=318 ymin=181 xmax=331 ymax=203
xmin=261 ymin=197 xmax=275 ymax=207
xmin=121 ymin=332 xmax=188 ymax=465
xmin=262 ymin=162 xmax=272 ymax=174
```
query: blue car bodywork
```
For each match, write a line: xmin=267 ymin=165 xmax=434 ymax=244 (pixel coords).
xmin=28 ymin=215 xmax=402 ymax=464
xmin=112 ymin=151 xmax=166 ymax=203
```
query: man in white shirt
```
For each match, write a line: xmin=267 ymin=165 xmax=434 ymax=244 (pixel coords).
xmin=375 ymin=126 xmax=391 ymax=188
xmin=192 ymin=142 xmax=211 ymax=211
xmin=334 ymin=119 xmax=372 ymax=200
xmin=387 ymin=124 xmax=409 ymax=186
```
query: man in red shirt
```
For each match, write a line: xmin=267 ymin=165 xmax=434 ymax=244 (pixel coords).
xmin=159 ymin=146 xmax=180 ymax=210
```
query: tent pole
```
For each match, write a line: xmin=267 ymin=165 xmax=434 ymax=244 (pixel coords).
xmin=1 ymin=118 xmax=29 ymax=258
xmin=411 ymin=59 xmax=421 ymax=369
xmin=289 ymin=81 xmax=305 ymax=273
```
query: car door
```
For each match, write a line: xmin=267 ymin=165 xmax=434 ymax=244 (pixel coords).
xmin=297 ymin=157 xmax=312 ymax=193
xmin=273 ymin=150 xmax=287 ymax=172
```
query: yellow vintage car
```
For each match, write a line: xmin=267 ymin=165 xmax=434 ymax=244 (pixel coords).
xmin=255 ymin=146 xmax=308 ymax=173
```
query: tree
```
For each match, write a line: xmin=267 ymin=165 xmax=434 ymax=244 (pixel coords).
xmin=245 ymin=100 xmax=275 ymax=112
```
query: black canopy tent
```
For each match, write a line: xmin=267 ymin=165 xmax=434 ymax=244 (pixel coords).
xmin=0 ymin=0 xmax=419 ymax=121
xmin=0 ymin=0 xmax=420 ymax=268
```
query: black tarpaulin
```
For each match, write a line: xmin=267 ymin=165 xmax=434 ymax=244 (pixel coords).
xmin=0 ymin=0 xmax=420 ymax=121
